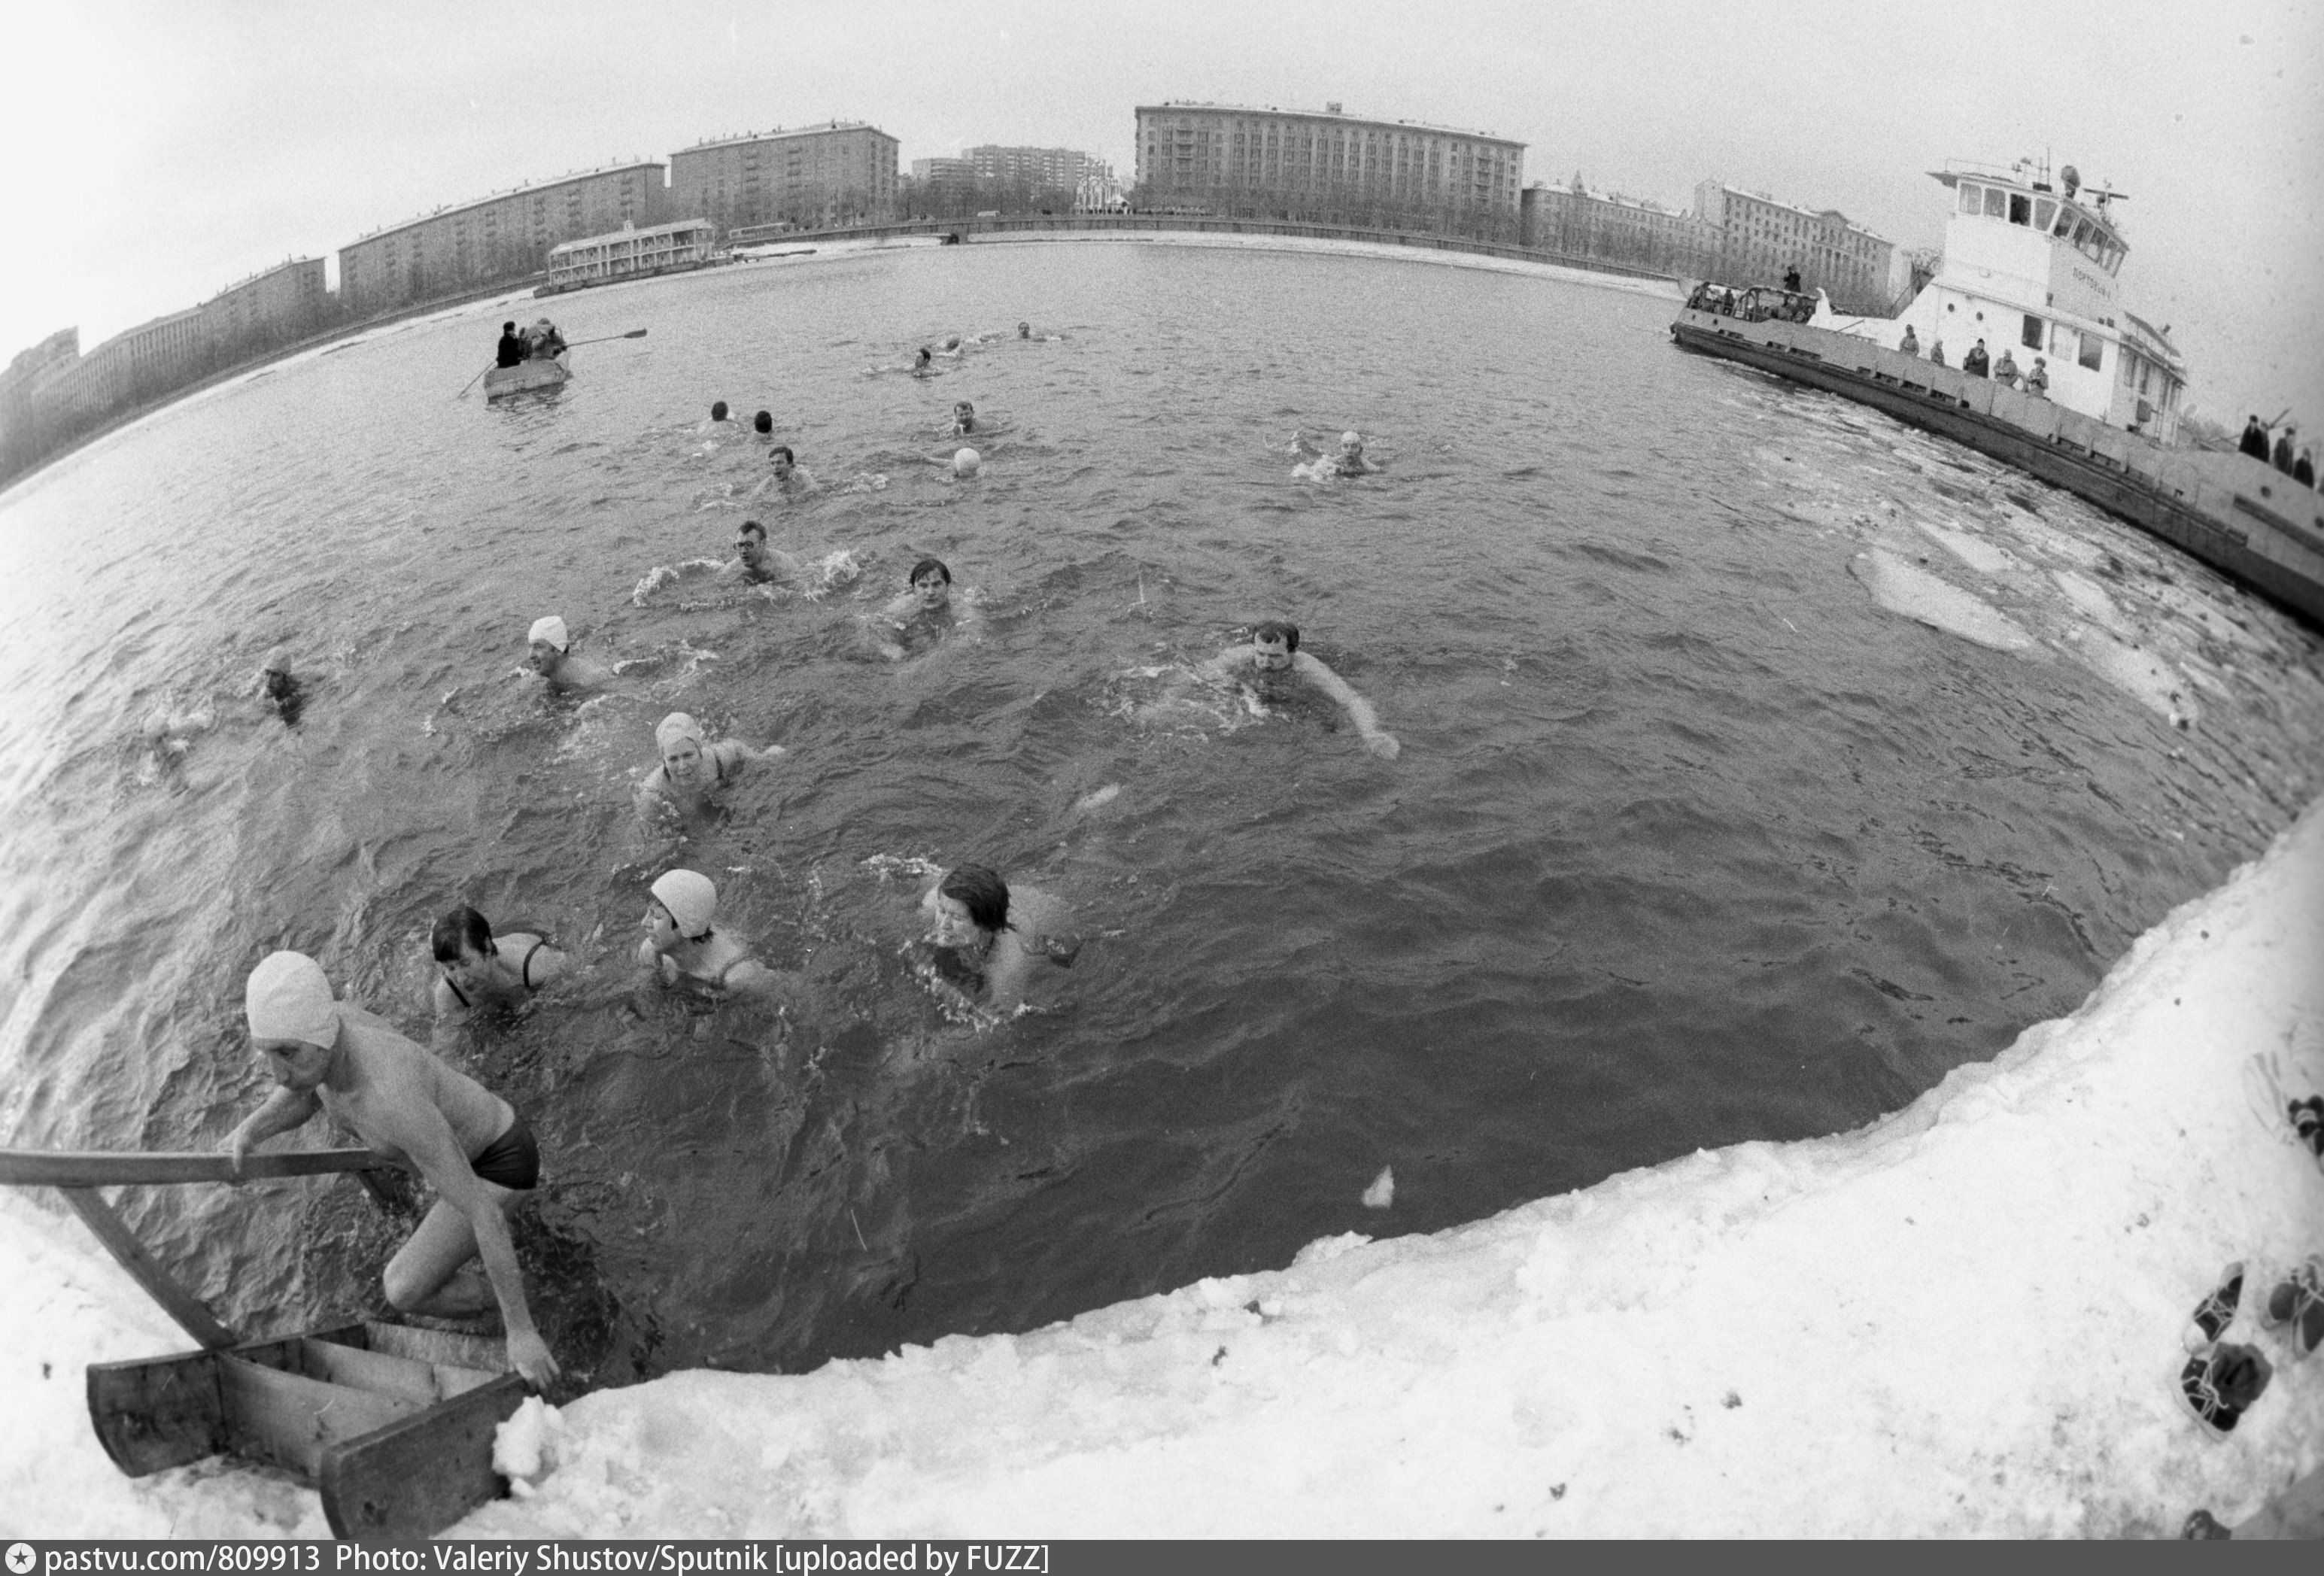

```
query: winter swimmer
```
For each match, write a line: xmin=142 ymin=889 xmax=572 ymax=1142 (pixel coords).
xmin=635 ymin=868 xmax=782 ymax=998
xmin=226 ymin=951 xmax=560 ymax=1386
xmin=1195 ymin=621 xmax=1401 ymax=758
xmin=868 ymin=557 xmax=980 ymax=660
xmin=255 ymin=646 xmax=306 ymax=724
xmin=1295 ymin=430 xmax=1381 ymax=479
xmin=431 ymin=906 xmax=569 ymax=1049
xmin=637 ymin=711 xmax=782 ymax=820
xmin=919 ymin=864 xmax=1080 ymax=1012
xmin=722 ymin=520 xmax=788 ymax=586
xmin=524 ymin=616 xmax=614 ymax=695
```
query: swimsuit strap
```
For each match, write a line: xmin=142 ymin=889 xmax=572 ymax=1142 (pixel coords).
xmin=444 ymin=974 xmax=472 ymax=1009
xmin=518 ymin=938 xmax=545 ymax=989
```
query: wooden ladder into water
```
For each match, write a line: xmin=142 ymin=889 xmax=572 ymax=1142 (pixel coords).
xmin=0 ymin=1147 xmax=530 ymax=1540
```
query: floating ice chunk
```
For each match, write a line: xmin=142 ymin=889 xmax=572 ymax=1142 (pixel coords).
xmin=1850 ymin=549 xmax=2037 ymax=651
xmin=1074 ymin=783 xmax=1123 ymax=815
xmin=2049 ymin=569 xmax=2132 ymax=635
xmin=1914 ymin=519 xmax=2016 ymax=578
xmin=2067 ymin=628 xmax=2196 ymax=724
xmin=1361 ymin=1167 xmax=1396 ymax=1210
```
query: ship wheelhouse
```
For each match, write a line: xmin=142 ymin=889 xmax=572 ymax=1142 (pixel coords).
xmin=1833 ymin=162 xmax=2186 ymax=443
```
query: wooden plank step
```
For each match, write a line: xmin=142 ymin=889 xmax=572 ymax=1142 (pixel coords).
xmin=296 ymin=1337 xmax=498 ymax=1403
xmin=358 ymin=1319 xmax=509 ymax=1375
xmin=321 ymin=1374 xmax=528 ymax=1541
xmin=86 ymin=1350 xmax=226 ymax=1477
xmin=217 ymin=1353 xmax=422 ymax=1480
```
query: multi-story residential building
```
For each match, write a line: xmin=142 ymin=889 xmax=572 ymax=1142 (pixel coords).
xmin=66 ymin=307 xmax=214 ymax=414
xmin=0 ymin=328 xmax=81 ymax=475
xmin=1133 ymin=102 xmax=1524 ymax=236
xmin=965 ymin=144 xmax=1110 ymax=193
xmin=668 ymin=122 xmax=898 ymax=235
xmin=202 ymin=257 xmax=333 ymax=351
xmin=339 ymin=160 xmax=666 ymax=317
xmin=1693 ymin=181 xmax=1896 ymax=310
xmin=909 ymin=157 xmax=974 ymax=183
xmin=1521 ymin=181 xmax=1717 ymax=276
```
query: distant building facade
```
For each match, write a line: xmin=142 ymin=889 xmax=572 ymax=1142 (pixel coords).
xmin=203 ymin=257 xmax=333 ymax=352
xmin=669 ymin=123 xmax=898 ymax=235
xmin=965 ymin=144 xmax=1110 ymax=192
xmin=1133 ymin=102 xmax=1524 ymax=238
xmin=1521 ymin=181 xmax=1716 ymax=276
xmin=339 ymin=160 xmax=666 ymax=317
xmin=0 ymin=328 xmax=81 ymax=477
xmin=1694 ymin=181 xmax=1896 ymax=311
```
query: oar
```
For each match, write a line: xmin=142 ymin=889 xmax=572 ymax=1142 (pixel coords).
xmin=563 ymin=328 xmax=649 ymax=348
xmin=455 ymin=364 xmax=493 ymax=400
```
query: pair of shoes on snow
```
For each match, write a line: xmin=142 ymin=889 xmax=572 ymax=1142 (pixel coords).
xmin=2178 ymin=1341 xmax=2273 ymax=1440
xmin=2259 ymin=1256 xmax=2324 ymax=1361
xmin=2178 ymin=1262 xmax=2271 ymax=1439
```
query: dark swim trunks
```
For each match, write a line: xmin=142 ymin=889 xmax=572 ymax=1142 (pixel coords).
xmin=469 ymin=1112 xmax=540 ymax=1191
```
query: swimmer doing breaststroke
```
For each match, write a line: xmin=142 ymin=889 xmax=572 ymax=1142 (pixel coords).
xmin=1198 ymin=620 xmax=1401 ymax=758
xmin=919 ymin=864 xmax=1079 ymax=1013
xmin=636 ymin=869 xmax=784 ymax=998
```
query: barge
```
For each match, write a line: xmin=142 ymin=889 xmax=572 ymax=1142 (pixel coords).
xmin=1672 ymin=160 xmax=2322 ymax=629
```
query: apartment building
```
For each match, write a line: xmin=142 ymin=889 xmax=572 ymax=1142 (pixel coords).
xmin=339 ymin=161 xmax=666 ymax=317
xmin=1694 ymin=181 xmax=1896 ymax=308
xmin=1521 ymin=181 xmax=1716 ymax=274
xmin=203 ymin=257 xmax=332 ymax=350
xmin=1134 ymin=102 xmax=1523 ymax=230
xmin=669 ymin=122 xmax=898 ymax=235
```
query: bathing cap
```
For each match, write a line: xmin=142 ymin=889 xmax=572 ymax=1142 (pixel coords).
xmin=527 ymin=615 xmax=569 ymax=652
xmin=650 ymin=869 xmax=718 ymax=939
xmin=245 ymin=950 xmax=339 ymax=1048
xmin=655 ymin=712 xmax=707 ymax=757
xmin=1341 ymin=431 xmax=1362 ymax=447
xmin=952 ymin=448 xmax=981 ymax=476
xmin=261 ymin=645 xmax=289 ymax=673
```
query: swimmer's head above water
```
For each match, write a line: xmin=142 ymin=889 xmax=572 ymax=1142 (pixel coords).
xmin=907 ymin=557 xmax=952 ymax=612
xmin=525 ymin=615 xmax=570 ymax=673
xmin=753 ymin=410 xmax=773 ymax=436
xmin=645 ymin=868 xmax=718 ymax=946
xmin=1250 ymin=620 xmax=1301 ymax=669
xmin=952 ymin=401 xmax=975 ymax=432
xmin=1017 ymin=321 xmax=1030 ymax=339
xmin=769 ymin=445 xmax=795 ymax=477
xmin=924 ymin=864 xmax=1008 ymax=946
xmin=710 ymin=401 xmax=730 ymax=422
xmin=432 ymin=905 xmax=502 ymax=993
xmin=734 ymin=520 xmax=768 ymax=572
xmin=655 ymin=712 xmax=712 ymax=788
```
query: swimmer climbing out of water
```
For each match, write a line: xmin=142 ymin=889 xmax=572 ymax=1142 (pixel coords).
xmin=430 ymin=906 xmax=569 ymax=1050
xmin=224 ymin=951 xmax=560 ymax=1387
xmin=919 ymin=864 xmax=1080 ymax=1013
xmin=1201 ymin=621 xmax=1401 ymax=758
xmin=637 ymin=711 xmax=782 ymax=818
xmin=524 ymin=616 xmax=615 ymax=694
xmin=634 ymin=868 xmax=784 ymax=998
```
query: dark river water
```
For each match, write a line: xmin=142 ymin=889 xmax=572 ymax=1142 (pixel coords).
xmin=2 ymin=238 xmax=2319 ymax=1389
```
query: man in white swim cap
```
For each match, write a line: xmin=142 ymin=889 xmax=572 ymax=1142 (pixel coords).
xmin=224 ymin=950 xmax=561 ymax=1386
xmin=524 ymin=614 xmax=612 ymax=694
xmin=636 ymin=869 xmax=782 ymax=995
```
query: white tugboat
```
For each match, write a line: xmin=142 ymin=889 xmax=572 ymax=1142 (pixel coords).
xmin=1670 ymin=158 xmax=2322 ymax=628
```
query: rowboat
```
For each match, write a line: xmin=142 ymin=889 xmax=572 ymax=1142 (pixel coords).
xmin=484 ymin=351 xmax=570 ymax=399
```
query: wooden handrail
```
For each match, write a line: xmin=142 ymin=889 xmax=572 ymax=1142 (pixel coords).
xmin=0 ymin=1148 xmax=389 ymax=1188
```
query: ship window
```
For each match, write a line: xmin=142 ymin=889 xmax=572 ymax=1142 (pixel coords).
xmin=2009 ymin=193 xmax=2031 ymax=226
xmin=1983 ymin=187 xmax=2007 ymax=217
xmin=2034 ymin=198 xmax=2056 ymax=230
xmin=2053 ymin=208 xmax=2076 ymax=236
xmin=2022 ymin=314 xmax=2045 ymax=349
xmin=1958 ymin=183 xmax=1981 ymax=213
xmin=2079 ymin=330 xmax=2104 ymax=372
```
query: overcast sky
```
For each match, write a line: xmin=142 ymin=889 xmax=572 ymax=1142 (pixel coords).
xmin=3 ymin=0 xmax=2319 ymax=427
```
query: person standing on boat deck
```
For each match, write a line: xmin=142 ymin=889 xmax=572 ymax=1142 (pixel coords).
xmin=226 ymin=950 xmax=560 ymax=1387
xmin=2274 ymin=427 xmax=2298 ymax=475
xmin=2296 ymin=448 xmax=2316 ymax=489
xmin=1929 ymin=339 xmax=1948 ymax=368
xmin=637 ymin=712 xmax=780 ymax=819
xmin=2025 ymin=357 xmax=2049 ymax=398
xmin=431 ymin=906 xmax=568 ymax=1049
xmin=496 ymin=323 xmax=526 ymax=369
xmin=1201 ymin=621 xmax=1402 ymax=759
xmin=919 ymin=865 xmax=1079 ymax=1012
xmin=2240 ymin=416 xmax=2272 ymax=460
xmin=1963 ymin=340 xmax=1991 ymax=378
xmin=1994 ymin=348 xmax=2021 ymax=389
xmin=1782 ymin=265 xmax=1802 ymax=293
xmin=635 ymin=869 xmax=783 ymax=997
xmin=1897 ymin=325 xmax=1919 ymax=357
xmin=524 ymin=615 xmax=613 ymax=694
